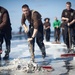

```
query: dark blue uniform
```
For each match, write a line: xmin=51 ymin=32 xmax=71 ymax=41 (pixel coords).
xmin=21 ymin=10 xmax=46 ymax=61
xmin=0 ymin=6 xmax=12 ymax=60
xmin=61 ymin=9 xmax=75 ymax=50
xmin=43 ymin=22 xmax=51 ymax=41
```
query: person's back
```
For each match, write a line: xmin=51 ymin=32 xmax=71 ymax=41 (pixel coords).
xmin=0 ymin=6 xmax=11 ymax=31
xmin=0 ymin=6 xmax=12 ymax=60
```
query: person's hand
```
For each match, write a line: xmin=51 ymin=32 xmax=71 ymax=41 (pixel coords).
xmin=62 ymin=27 xmax=64 ymax=30
xmin=28 ymin=38 xmax=33 ymax=42
xmin=66 ymin=18 xmax=69 ymax=22
xmin=24 ymin=26 xmax=28 ymax=33
xmin=47 ymin=26 xmax=50 ymax=29
xmin=56 ymin=26 xmax=58 ymax=28
xmin=67 ymin=23 xmax=70 ymax=26
xmin=25 ymin=28 xmax=28 ymax=33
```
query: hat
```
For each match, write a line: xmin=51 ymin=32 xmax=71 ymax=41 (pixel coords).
xmin=44 ymin=18 xmax=50 ymax=21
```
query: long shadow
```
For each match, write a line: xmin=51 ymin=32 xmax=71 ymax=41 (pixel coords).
xmin=60 ymin=58 xmax=74 ymax=75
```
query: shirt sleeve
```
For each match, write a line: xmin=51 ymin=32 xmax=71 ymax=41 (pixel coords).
xmin=33 ymin=12 xmax=41 ymax=29
xmin=74 ymin=11 xmax=75 ymax=19
xmin=61 ymin=10 xmax=65 ymax=17
xmin=0 ymin=13 xmax=7 ymax=29
xmin=21 ymin=14 xmax=26 ymax=25
xmin=53 ymin=22 xmax=55 ymax=28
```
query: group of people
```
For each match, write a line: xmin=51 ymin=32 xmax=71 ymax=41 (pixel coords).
xmin=43 ymin=17 xmax=61 ymax=43
xmin=0 ymin=2 xmax=75 ymax=62
xmin=44 ymin=2 xmax=75 ymax=53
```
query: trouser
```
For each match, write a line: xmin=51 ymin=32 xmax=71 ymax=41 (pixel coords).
xmin=45 ymin=28 xmax=51 ymax=41
xmin=62 ymin=29 xmax=65 ymax=43
xmin=72 ymin=27 xmax=75 ymax=45
xmin=54 ymin=28 xmax=60 ymax=41
xmin=0 ymin=30 xmax=11 ymax=54
xmin=64 ymin=26 xmax=73 ymax=49
xmin=28 ymin=24 xmax=46 ymax=59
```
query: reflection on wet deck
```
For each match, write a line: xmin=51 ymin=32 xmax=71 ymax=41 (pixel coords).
xmin=0 ymin=41 xmax=75 ymax=75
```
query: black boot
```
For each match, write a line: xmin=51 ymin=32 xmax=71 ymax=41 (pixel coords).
xmin=41 ymin=46 xmax=46 ymax=59
xmin=42 ymin=52 xmax=46 ymax=59
xmin=3 ymin=53 xmax=9 ymax=60
xmin=3 ymin=49 xmax=10 ymax=60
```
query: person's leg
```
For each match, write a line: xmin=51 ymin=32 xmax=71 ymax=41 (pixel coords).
xmin=69 ymin=28 xmax=72 ymax=50
xmin=3 ymin=39 xmax=11 ymax=60
xmin=0 ymin=32 xmax=3 ymax=60
xmin=58 ymin=28 xmax=60 ymax=42
xmin=36 ymin=37 xmax=46 ymax=58
xmin=46 ymin=29 xmax=50 ymax=41
xmin=64 ymin=26 xmax=69 ymax=49
xmin=27 ymin=26 xmax=35 ymax=62
xmin=28 ymin=38 xmax=35 ymax=62
xmin=0 ymin=37 xmax=3 ymax=54
xmin=5 ymin=39 xmax=11 ymax=53
xmin=3 ymin=31 xmax=11 ymax=60
xmin=54 ymin=28 xmax=56 ymax=42
xmin=45 ymin=30 xmax=47 ymax=41
xmin=50 ymin=28 xmax=51 ymax=41
xmin=55 ymin=28 xmax=58 ymax=42
xmin=72 ymin=27 xmax=75 ymax=45
xmin=36 ymin=25 xmax=46 ymax=58
xmin=62 ymin=29 xmax=65 ymax=43
xmin=0 ymin=39 xmax=3 ymax=60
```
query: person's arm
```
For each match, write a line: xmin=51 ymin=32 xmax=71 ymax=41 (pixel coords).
xmin=32 ymin=12 xmax=40 ymax=38
xmin=32 ymin=29 xmax=38 ymax=38
xmin=0 ymin=13 xmax=7 ymax=29
xmin=61 ymin=10 xmax=69 ymax=22
xmin=53 ymin=22 xmax=55 ymax=28
xmin=22 ymin=24 xmax=28 ymax=33
xmin=68 ymin=11 xmax=75 ymax=26
xmin=62 ymin=17 xmax=69 ymax=22
xmin=28 ymin=28 xmax=38 ymax=42
xmin=68 ymin=19 xmax=75 ymax=26
xmin=28 ymin=12 xmax=40 ymax=41
xmin=46 ymin=22 xmax=50 ymax=29
xmin=21 ymin=14 xmax=28 ymax=33
xmin=46 ymin=25 xmax=50 ymax=29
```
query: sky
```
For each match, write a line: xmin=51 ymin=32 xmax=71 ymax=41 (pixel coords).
xmin=0 ymin=0 xmax=75 ymax=32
